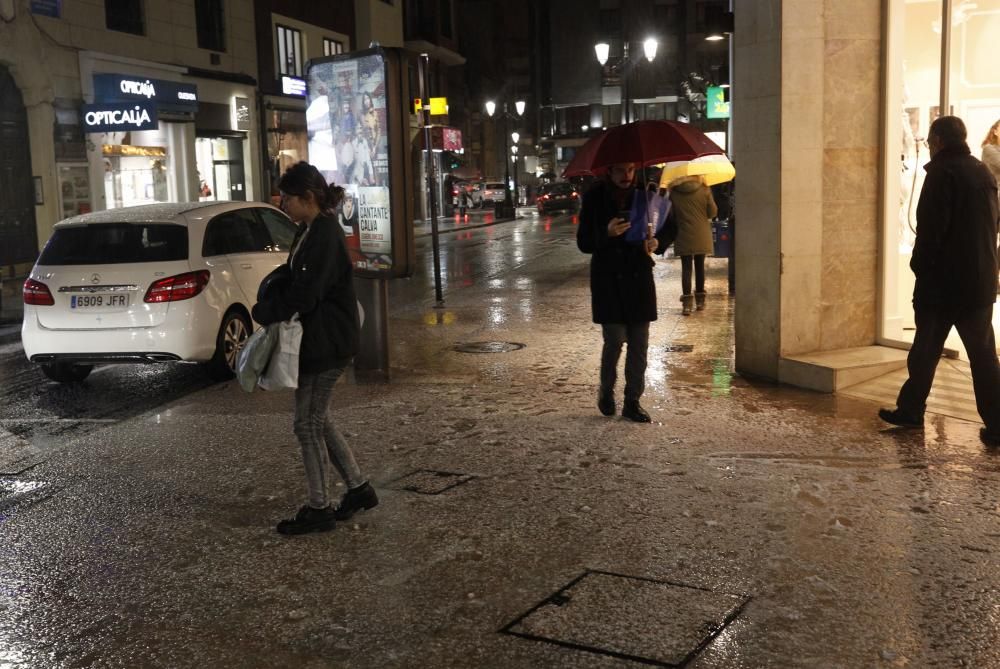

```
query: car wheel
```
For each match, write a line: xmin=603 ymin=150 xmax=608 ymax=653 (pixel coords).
xmin=205 ymin=309 xmax=250 ymax=381
xmin=40 ymin=362 xmax=93 ymax=384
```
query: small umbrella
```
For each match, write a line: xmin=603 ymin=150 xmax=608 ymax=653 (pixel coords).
xmin=658 ymin=153 xmax=735 ymax=188
xmin=562 ymin=120 xmax=725 ymax=177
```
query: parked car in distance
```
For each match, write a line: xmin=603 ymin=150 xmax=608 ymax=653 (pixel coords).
xmin=536 ymin=182 xmax=580 ymax=214
xmin=480 ymin=182 xmax=507 ymax=206
xmin=22 ymin=201 xmax=299 ymax=383
xmin=451 ymin=180 xmax=482 ymax=209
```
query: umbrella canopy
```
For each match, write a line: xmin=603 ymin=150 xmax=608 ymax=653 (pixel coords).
xmin=562 ymin=120 xmax=725 ymax=178
xmin=658 ymin=153 xmax=735 ymax=188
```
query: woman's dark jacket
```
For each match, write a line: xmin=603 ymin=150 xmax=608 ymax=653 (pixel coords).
xmin=577 ymin=179 xmax=668 ymax=324
xmin=912 ymin=144 xmax=1000 ymax=309
xmin=252 ymin=213 xmax=360 ymax=372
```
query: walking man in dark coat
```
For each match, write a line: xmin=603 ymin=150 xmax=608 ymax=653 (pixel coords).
xmin=880 ymin=115 xmax=1000 ymax=445
xmin=577 ymin=162 xmax=664 ymax=422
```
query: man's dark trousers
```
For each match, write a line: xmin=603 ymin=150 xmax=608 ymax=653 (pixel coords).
xmin=897 ymin=302 xmax=1000 ymax=429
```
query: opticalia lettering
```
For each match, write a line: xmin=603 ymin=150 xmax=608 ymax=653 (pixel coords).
xmin=86 ymin=106 xmax=151 ymax=127
xmin=120 ymin=79 xmax=156 ymax=98
xmin=81 ymin=102 xmax=158 ymax=133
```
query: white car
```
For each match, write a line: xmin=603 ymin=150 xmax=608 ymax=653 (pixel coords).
xmin=22 ymin=201 xmax=298 ymax=383
xmin=480 ymin=182 xmax=507 ymax=205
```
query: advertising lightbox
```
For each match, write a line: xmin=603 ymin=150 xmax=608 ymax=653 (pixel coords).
xmin=306 ymin=48 xmax=414 ymax=278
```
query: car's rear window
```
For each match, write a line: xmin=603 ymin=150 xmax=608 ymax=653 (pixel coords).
xmin=542 ymin=183 xmax=575 ymax=195
xmin=37 ymin=223 xmax=188 ymax=265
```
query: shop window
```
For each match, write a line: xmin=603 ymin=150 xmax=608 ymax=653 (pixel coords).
xmin=882 ymin=0 xmax=1000 ymax=354
xmin=103 ymin=143 xmax=169 ymax=209
xmin=196 ymin=0 xmax=226 ymax=52
xmin=106 ymin=0 xmax=145 ymax=35
xmin=323 ymin=38 xmax=344 ymax=56
xmin=276 ymin=25 xmax=303 ymax=77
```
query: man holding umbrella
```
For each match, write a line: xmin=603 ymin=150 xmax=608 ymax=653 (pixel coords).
xmin=578 ymin=162 xmax=662 ymax=422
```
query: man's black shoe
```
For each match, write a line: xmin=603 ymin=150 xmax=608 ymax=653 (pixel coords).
xmin=878 ymin=408 xmax=923 ymax=428
xmin=980 ymin=428 xmax=1000 ymax=447
xmin=598 ymin=393 xmax=615 ymax=417
xmin=622 ymin=401 xmax=651 ymax=423
xmin=334 ymin=481 xmax=379 ymax=520
xmin=276 ymin=505 xmax=337 ymax=535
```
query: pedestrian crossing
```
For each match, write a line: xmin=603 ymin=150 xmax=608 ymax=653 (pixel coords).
xmin=839 ymin=358 xmax=981 ymax=424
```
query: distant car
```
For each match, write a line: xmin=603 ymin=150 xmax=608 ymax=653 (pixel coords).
xmin=536 ymin=182 xmax=580 ymax=214
xmin=451 ymin=180 xmax=481 ymax=209
xmin=22 ymin=201 xmax=298 ymax=383
xmin=480 ymin=182 xmax=507 ymax=206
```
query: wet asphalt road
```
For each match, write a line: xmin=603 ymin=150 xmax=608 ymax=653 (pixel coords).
xmin=4 ymin=210 xmax=1000 ymax=668
xmin=0 ymin=211 xmax=579 ymax=468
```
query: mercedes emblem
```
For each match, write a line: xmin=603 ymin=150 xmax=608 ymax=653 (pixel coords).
xmin=91 ymin=273 xmax=101 ymax=284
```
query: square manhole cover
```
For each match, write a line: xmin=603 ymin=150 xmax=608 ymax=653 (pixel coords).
xmin=386 ymin=469 xmax=475 ymax=495
xmin=501 ymin=570 xmax=748 ymax=667
xmin=0 ymin=479 xmax=56 ymax=513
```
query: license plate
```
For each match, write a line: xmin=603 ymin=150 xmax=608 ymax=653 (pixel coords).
xmin=70 ymin=294 xmax=129 ymax=309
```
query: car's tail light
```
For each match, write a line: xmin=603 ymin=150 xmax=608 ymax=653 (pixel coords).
xmin=571 ymin=192 xmax=579 ymax=197
xmin=144 ymin=270 xmax=210 ymax=303
xmin=23 ymin=278 xmax=54 ymax=306
xmin=540 ymin=195 xmax=549 ymax=200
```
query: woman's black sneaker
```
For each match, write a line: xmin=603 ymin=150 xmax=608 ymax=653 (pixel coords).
xmin=334 ymin=482 xmax=379 ymax=520
xmin=276 ymin=505 xmax=337 ymax=535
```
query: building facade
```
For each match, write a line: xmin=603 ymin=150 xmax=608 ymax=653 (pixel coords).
xmin=733 ymin=0 xmax=1000 ymax=388
xmin=0 ymin=0 xmax=260 ymax=317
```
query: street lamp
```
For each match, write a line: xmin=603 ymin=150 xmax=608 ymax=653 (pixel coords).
xmin=485 ymin=99 xmax=525 ymax=217
xmin=595 ymin=37 xmax=658 ymax=124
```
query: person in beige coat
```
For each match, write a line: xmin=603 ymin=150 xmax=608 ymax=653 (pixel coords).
xmin=669 ymin=176 xmax=718 ymax=315
xmin=982 ymin=119 xmax=1000 ymax=187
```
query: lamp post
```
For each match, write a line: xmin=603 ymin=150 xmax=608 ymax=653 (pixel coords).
xmin=485 ymin=99 xmax=524 ymax=218
xmin=510 ymin=140 xmax=520 ymax=206
xmin=595 ymin=37 xmax=657 ymax=124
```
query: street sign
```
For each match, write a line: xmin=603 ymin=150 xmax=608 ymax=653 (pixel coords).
xmin=429 ymin=97 xmax=448 ymax=116
xmin=706 ymin=86 xmax=730 ymax=119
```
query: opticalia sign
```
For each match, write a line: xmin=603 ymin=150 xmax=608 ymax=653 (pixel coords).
xmin=93 ymin=74 xmax=198 ymax=113
xmin=81 ymin=102 xmax=158 ymax=133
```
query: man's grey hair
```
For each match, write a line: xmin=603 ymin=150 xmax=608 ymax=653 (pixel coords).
xmin=929 ymin=115 xmax=967 ymax=147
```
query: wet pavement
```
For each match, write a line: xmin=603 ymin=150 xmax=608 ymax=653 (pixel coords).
xmin=2 ymin=211 xmax=999 ymax=668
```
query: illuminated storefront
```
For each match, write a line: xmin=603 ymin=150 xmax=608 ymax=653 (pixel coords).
xmin=882 ymin=0 xmax=1000 ymax=356
xmin=78 ymin=53 xmax=260 ymax=213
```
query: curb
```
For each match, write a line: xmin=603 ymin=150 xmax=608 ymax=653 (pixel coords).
xmin=414 ymin=212 xmax=532 ymax=239
xmin=0 ymin=325 xmax=21 ymax=345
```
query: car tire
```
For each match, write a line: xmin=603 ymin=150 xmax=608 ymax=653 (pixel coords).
xmin=40 ymin=362 xmax=93 ymax=384
xmin=205 ymin=308 xmax=251 ymax=381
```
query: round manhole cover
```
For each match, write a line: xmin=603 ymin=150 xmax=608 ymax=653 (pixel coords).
xmin=453 ymin=341 xmax=526 ymax=354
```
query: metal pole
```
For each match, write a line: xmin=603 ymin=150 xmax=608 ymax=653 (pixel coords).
xmin=419 ymin=54 xmax=444 ymax=305
xmin=502 ymin=107 xmax=512 ymax=213
xmin=623 ymin=41 xmax=630 ymax=124
xmin=939 ymin=0 xmax=952 ymax=118
xmin=512 ymin=154 xmax=519 ymax=206
xmin=353 ymin=276 xmax=390 ymax=380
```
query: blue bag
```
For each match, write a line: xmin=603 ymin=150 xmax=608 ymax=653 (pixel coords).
xmin=624 ymin=189 xmax=671 ymax=244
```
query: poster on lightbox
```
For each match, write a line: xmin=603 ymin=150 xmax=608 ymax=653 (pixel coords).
xmin=307 ymin=51 xmax=391 ymax=272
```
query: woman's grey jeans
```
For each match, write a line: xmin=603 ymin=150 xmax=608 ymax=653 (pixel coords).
xmin=293 ymin=365 xmax=364 ymax=509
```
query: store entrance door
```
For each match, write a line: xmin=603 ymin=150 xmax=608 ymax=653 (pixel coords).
xmin=0 ymin=65 xmax=38 ymax=268
xmin=196 ymin=136 xmax=246 ymax=202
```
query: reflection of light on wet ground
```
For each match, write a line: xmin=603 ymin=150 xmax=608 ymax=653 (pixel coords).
xmin=422 ymin=311 xmax=457 ymax=326
xmin=712 ymin=359 xmax=733 ymax=396
xmin=487 ymin=305 xmax=507 ymax=326
xmin=518 ymin=298 xmax=533 ymax=322
xmin=514 ymin=277 xmax=533 ymax=290
xmin=1 ymin=647 xmax=29 ymax=669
